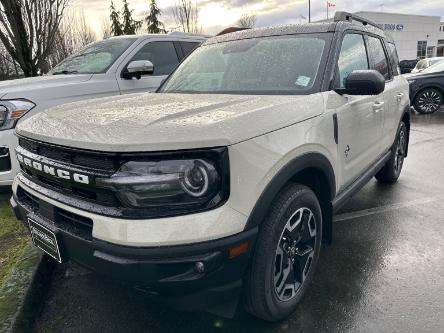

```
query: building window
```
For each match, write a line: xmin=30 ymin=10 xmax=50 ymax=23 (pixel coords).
xmin=417 ymin=41 xmax=427 ymax=59
xmin=427 ymin=46 xmax=435 ymax=58
xmin=439 ymin=40 xmax=444 ymax=45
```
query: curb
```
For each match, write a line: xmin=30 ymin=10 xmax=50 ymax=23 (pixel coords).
xmin=0 ymin=243 xmax=56 ymax=333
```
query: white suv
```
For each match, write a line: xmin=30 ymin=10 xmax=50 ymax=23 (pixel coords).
xmin=11 ymin=13 xmax=410 ymax=321
xmin=0 ymin=32 xmax=206 ymax=186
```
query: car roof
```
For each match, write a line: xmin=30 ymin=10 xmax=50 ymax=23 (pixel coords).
xmin=204 ymin=13 xmax=388 ymax=46
xmin=109 ymin=32 xmax=208 ymax=42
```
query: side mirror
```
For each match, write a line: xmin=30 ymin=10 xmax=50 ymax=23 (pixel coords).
xmin=123 ymin=60 xmax=154 ymax=80
xmin=335 ymin=70 xmax=385 ymax=96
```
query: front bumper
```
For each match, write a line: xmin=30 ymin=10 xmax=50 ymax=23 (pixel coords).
xmin=0 ymin=129 xmax=18 ymax=186
xmin=11 ymin=182 xmax=257 ymax=313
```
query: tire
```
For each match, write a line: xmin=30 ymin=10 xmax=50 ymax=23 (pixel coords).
xmin=375 ymin=121 xmax=408 ymax=184
xmin=244 ymin=184 xmax=322 ymax=321
xmin=414 ymin=88 xmax=443 ymax=114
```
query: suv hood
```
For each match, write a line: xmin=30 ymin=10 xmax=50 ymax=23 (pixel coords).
xmin=17 ymin=93 xmax=324 ymax=152
xmin=404 ymin=72 xmax=440 ymax=80
xmin=0 ymin=74 xmax=92 ymax=99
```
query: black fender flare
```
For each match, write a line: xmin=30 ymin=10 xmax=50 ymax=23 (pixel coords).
xmin=400 ymin=105 xmax=411 ymax=157
xmin=243 ymin=152 xmax=336 ymax=234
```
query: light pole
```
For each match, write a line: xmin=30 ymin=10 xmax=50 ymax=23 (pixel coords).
xmin=309 ymin=0 xmax=311 ymax=23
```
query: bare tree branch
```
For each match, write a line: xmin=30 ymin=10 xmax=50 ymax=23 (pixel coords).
xmin=171 ymin=0 xmax=200 ymax=33
xmin=237 ymin=13 xmax=257 ymax=29
xmin=0 ymin=0 xmax=70 ymax=76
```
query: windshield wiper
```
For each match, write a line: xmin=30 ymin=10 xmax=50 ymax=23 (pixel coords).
xmin=52 ymin=70 xmax=79 ymax=75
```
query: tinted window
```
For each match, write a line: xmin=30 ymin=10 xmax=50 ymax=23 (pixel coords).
xmin=131 ymin=41 xmax=179 ymax=76
xmin=367 ymin=36 xmax=390 ymax=80
xmin=181 ymin=42 xmax=200 ymax=57
xmin=337 ymin=34 xmax=369 ymax=87
xmin=387 ymin=42 xmax=400 ymax=76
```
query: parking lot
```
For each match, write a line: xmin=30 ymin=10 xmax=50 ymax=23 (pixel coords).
xmin=1 ymin=109 xmax=443 ymax=332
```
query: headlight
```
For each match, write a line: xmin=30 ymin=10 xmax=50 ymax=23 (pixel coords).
xmin=96 ymin=149 xmax=230 ymax=216
xmin=0 ymin=99 xmax=35 ymax=130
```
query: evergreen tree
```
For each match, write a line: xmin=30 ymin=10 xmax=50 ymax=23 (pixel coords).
xmin=146 ymin=0 xmax=165 ymax=34
xmin=110 ymin=1 xmax=123 ymax=36
xmin=121 ymin=0 xmax=142 ymax=35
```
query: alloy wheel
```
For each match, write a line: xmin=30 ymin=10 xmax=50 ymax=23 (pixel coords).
xmin=417 ymin=90 xmax=442 ymax=113
xmin=274 ymin=207 xmax=317 ymax=302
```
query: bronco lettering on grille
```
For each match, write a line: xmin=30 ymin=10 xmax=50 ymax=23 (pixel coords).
xmin=16 ymin=153 xmax=90 ymax=185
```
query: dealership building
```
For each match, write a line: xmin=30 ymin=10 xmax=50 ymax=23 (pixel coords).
xmin=352 ymin=11 xmax=444 ymax=61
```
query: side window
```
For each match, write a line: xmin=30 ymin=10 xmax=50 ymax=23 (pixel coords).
xmin=366 ymin=36 xmax=390 ymax=80
xmin=337 ymin=34 xmax=369 ymax=88
xmin=180 ymin=42 xmax=200 ymax=58
xmin=131 ymin=41 xmax=179 ymax=76
xmin=386 ymin=42 xmax=400 ymax=76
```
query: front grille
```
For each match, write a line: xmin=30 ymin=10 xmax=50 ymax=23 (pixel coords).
xmin=17 ymin=186 xmax=93 ymax=239
xmin=19 ymin=137 xmax=118 ymax=171
xmin=0 ymin=147 xmax=11 ymax=172
xmin=18 ymin=137 xmax=120 ymax=207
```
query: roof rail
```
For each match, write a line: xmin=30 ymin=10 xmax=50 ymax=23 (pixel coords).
xmin=216 ymin=27 xmax=251 ymax=36
xmin=168 ymin=31 xmax=211 ymax=38
xmin=334 ymin=11 xmax=381 ymax=30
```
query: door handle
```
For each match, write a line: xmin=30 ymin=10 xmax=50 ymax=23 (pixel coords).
xmin=373 ymin=101 xmax=384 ymax=112
xmin=396 ymin=93 xmax=404 ymax=102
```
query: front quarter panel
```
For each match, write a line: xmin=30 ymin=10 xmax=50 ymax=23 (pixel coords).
xmin=227 ymin=94 xmax=338 ymax=223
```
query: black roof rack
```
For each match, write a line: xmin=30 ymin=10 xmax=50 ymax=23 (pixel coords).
xmin=334 ymin=11 xmax=381 ymax=30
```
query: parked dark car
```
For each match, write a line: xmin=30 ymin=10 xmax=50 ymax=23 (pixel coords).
xmin=400 ymin=59 xmax=419 ymax=74
xmin=408 ymin=61 xmax=444 ymax=114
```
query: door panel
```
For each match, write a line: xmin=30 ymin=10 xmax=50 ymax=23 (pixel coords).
xmin=383 ymin=43 xmax=408 ymax=150
xmin=336 ymin=94 xmax=383 ymax=187
xmin=335 ymin=33 xmax=384 ymax=187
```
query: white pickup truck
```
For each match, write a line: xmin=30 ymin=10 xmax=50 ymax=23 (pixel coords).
xmin=0 ymin=32 xmax=206 ymax=186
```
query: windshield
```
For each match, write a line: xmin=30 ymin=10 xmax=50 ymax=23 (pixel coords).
xmin=421 ymin=60 xmax=444 ymax=74
xmin=50 ymin=38 xmax=137 ymax=75
xmin=159 ymin=34 xmax=329 ymax=95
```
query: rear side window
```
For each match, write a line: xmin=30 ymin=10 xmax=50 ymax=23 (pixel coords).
xmin=180 ymin=42 xmax=200 ymax=58
xmin=337 ymin=34 xmax=369 ymax=88
xmin=386 ymin=42 xmax=400 ymax=76
xmin=366 ymin=36 xmax=390 ymax=80
xmin=131 ymin=41 xmax=179 ymax=76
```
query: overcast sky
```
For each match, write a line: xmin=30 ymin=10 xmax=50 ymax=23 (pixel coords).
xmin=72 ymin=0 xmax=444 ymax=36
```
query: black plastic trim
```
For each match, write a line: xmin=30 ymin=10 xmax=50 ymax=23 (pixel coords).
xmin=332 ymin=150 xmax=391 ymax=212
xmin=333 ymin=114 xmax=339 ymax=144
xmin=243 ymin=153 xmax=336 ymax=231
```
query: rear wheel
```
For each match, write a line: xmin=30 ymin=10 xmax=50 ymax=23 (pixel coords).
xmin=244 ymin=184 xmax=322 ymax=321
xmin=414 ymin=88 xmax=443 ymax=114
xmin=375 ymin=121 xmax=408 ymax=184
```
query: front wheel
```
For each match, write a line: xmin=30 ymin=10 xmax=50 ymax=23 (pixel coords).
xmin=375 ymin=121 xmax=408 ymax=184
xmin=414 ymin=88 xmax=443 ymax=114
xmin=244 ymin=184 xmax=322 ymax=321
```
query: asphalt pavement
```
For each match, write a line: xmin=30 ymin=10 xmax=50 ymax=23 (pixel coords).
xmin=3 ymin=110 xmax=444 ymax=333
